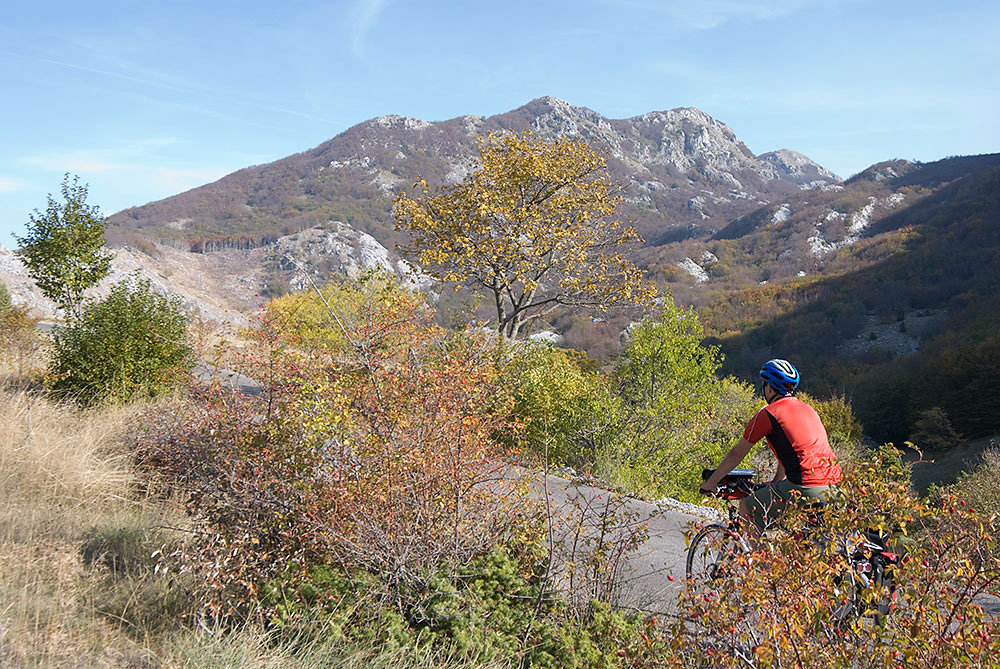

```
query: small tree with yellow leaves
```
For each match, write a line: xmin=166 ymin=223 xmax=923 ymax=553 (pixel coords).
xmin=394 ymin=131 xmax=655 ymax=339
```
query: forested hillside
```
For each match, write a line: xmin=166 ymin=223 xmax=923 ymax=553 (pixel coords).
xmin=689 ymin=155 xmax=1000 ymax=443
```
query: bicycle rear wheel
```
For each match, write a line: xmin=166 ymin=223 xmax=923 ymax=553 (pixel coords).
xmin=686 ymin=523 xmax=749 ymax=583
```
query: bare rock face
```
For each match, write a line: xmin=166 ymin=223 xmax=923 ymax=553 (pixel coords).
xmin=0 ymin=245 xmax=51 ymax=315
xmin=0 ymin=219 xmax=425 ymax=326
xmin=265 ymin=223 xmax=432 ymax=292
xmin=522 ymin=97 xmax=790 ymax=192
xmin=758 ymin=149 xmax=842 ymax=188
xmin=0 ymin=242 xmax=260 ymax=324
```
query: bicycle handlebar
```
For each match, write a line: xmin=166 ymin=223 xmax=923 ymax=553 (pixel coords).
xmin=701 ymin=468 xmax=765 ymax=500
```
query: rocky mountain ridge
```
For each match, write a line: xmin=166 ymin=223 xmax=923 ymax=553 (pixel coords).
xmin=82 ymin=97 xmax=853 ymax=323
xmin=107 ymin=97 xmax=841 ymax=253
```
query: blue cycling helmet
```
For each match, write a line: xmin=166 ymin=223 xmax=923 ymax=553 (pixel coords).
xmin=759 ymin=359 xmax=800 ymax=395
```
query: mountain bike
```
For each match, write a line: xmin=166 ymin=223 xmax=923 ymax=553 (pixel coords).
xmin=686 ymin=468 xmax=900 ymax=620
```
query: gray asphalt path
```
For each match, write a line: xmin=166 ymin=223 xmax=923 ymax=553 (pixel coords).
xmin=513 ymin=470 xmax=706 ymax=613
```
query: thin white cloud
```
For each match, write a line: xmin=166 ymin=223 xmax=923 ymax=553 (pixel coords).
xmin=0 ymin=178 xmax=27 ymax=192
xmin=22 ymin=138 xmax=181 ymax=175
xmin=4 ymin=49 xmax=338 ymax=128
xmin=350 ymin=0 xmax=388 ymax=57
xmin=0 ymin=49 xmax=197 ymax=97
xmin=609 ymin=0 xmax=829 ymax=30
xmin=23 ymin=150 xmax=125 ymax=173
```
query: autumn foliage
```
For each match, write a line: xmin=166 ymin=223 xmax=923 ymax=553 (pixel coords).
xmin=668 ymin=448 xmax=1000 ymax=668
xmin=395 ymin=131 xmax=655 ymax=339
xmin=141 ymin=279 xmax=532 ymax=623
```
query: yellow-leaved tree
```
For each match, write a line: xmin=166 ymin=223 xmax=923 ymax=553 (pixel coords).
xmin=394 ymin=131 xmax=655 ymax=338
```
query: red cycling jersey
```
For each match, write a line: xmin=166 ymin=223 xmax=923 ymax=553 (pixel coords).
xmin=743 ymin=395 xmax=841 ymax=486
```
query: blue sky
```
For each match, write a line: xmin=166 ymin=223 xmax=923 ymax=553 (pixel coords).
xmin=2 ymin=0 xmax=998 ymax=244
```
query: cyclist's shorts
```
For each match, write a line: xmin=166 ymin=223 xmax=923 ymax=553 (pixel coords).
xmin=746 ymin=479 xmax=834 ymax=531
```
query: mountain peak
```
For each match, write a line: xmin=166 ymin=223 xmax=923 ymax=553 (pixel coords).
xmin=107 ymin=96 xmax=840 ymax=261
xmin=846 ymin=159 xmax=916 ymax=185
xmin=533 ymin=95 xmax=573 ymax=107
xmin=759 ymin=149 xmax=841 ymax=189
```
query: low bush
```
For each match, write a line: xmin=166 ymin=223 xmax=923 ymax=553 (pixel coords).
xmin=503 ymin=343 xmax=613 ymax=469
xmin=598 ymin=305 xmax=760 ymax=501
xmin=910 ymin=405 xmax=964 ymax=451
xmin=669 ymin=447 xmax=1000 ymax=668
xmin=48 ymin=276 xmax=191 ymax=405
xmin=502 ymin=300 xmax=763 ymax=502
xmin=263 ymin=270 xmax=427 ymax=356
xmin=0 ymin=304 xmax=43 ymax=379
xmin=257 ymin=539 xmax=654 ymax=667
xmin=949 ymin=443 xmax=1000 ymax=518
xmin=141 ymin=280 xmax=531 ymax=624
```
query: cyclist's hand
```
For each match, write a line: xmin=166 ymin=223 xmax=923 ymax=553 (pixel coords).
xmin=699 ymin=483 xmax=719 ymax=496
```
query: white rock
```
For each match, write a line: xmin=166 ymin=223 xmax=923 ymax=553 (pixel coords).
xmin=771 ymin=203 xmax=792 ymax=224
xmin=528 ymin=330 xmax=563 ymax=344
xmin=678 ymin=257 xmax=709 ymax=283
xmin=371 ymin=115 xmax=432 ymax=131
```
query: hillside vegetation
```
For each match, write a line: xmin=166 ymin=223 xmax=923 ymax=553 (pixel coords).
xmin=7 ymin=110 xmax=1000 ymax=664
xmin=98 ymin=99 xmax=1000 ymax=448
xmin=681 ymin=156 xmax=1000 ymax=445
xmin=3 ymin=274 xmax=1000 ymax=667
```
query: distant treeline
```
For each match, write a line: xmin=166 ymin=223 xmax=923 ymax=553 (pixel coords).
xmin=188 ymin=235 xmax=279 ymax=254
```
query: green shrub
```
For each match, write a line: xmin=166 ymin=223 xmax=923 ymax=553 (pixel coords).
xmin=596 ymin=304 xmax=759 ymax=501
xmin=141 ymin=286 xmax=530 ymax=624
xmin=909 ymin=406 xmax=963 ymax=451
xmin=0 ymin=282 xmax=11 ymax=311
xmin=949 ymin=443 xmax=1000 ymax=518
xmin=49 ymin=276 xmax=191 ymax=405
xmin=264 ymin=270 xmax=426 ymax=356
xmin=504 ymin=343 xmax=614 ymax=469
xmin=258 ymin=539 xmax=656 ymax=668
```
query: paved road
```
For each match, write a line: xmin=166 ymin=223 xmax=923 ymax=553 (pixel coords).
xmin=191 ymin=361 xmax=262 ymax=395
xmin=512 ymin=470 xmax=708 ymax=613
xmin=192 ymin=370 xmax=999 ymax=618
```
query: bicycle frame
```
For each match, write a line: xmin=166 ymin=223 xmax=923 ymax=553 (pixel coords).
xmin=687 ymin=468 xmax=899 ymax=618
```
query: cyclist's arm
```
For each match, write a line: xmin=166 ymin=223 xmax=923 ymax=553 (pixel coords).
xmin=701 ymin=438 xmax=754 ymax=493
xmin=771 ymin=460 xmax=787 ymax=484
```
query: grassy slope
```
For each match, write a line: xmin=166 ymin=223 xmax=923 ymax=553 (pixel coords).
xmin=0 ymin=364 xmax=534 ymax=668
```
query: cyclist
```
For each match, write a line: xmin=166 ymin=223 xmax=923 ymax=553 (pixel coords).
xmin=700 ymin=359 xmax=841 ymax=534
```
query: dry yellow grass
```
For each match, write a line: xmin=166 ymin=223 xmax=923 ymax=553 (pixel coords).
xmin=0 ymin=389 xmax=139 ymax=543
xmin=0 ymin=388 xmax=166 ymax=666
